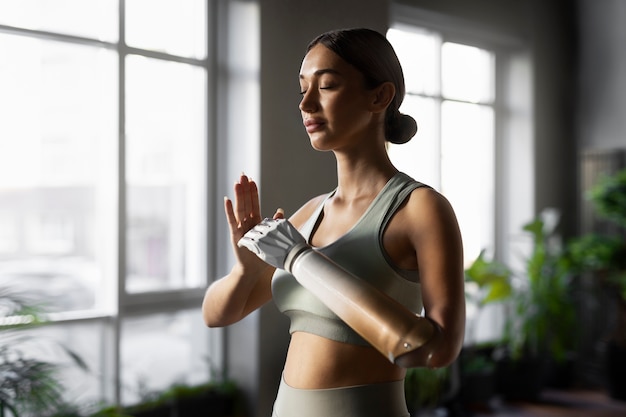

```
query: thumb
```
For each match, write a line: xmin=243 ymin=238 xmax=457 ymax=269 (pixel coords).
xmin=273 ymin=208 xmax=285 ymax=220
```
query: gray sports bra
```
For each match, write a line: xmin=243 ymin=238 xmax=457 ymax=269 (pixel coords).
xmin=271 ymin=172 xmax=428 ymax=346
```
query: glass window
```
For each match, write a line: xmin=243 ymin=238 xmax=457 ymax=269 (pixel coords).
xmin=0 ymin=33 xmax=118 ymax=313
xmin=442 ymin=42 xmax=494 ymax=103
xmin=0 ymin=0 xmax=118 ymax=42
xmin=387 ymin=28 xmax=496 ymax=265
xmin=0 ymin=1 xmax=213 ymax=408
xmin=120 ymin=309 xmax=211 ymax=404
xmin=387 ymin=28 xmax=439 ymax=96
xmin=125 ymin=55 xmax=206 ymax=293
xmin=125 ymin=0 xmax=207 ymax=59
xmin=441 ymin=101 xmax=495 ymax=260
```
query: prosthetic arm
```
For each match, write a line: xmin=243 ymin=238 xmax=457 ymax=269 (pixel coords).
xmin=238 ymin=218 xmax=437 ymax=364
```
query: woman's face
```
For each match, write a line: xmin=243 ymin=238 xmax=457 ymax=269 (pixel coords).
xmin=299 ymin=44 xmax=378 ymax=151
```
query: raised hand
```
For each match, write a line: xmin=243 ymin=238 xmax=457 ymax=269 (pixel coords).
xmin=224 ymin=174 xmax=284 ymax=268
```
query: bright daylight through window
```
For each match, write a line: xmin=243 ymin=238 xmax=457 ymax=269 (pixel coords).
xmin=0 ymin=0 xmax=212 ymax=407
xmin=387 ymin=27 xmax=496 ymax=265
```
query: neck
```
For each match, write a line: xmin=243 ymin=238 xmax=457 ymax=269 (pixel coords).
xmin=333 ymin=145 xmax=398 ymax=201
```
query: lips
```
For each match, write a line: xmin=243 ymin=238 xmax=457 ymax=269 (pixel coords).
xmin=304 ymin=118 xmax=325 ymax=133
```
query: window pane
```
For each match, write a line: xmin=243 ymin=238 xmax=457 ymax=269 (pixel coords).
xmin=120 ymin=309 xmax=212 ymax=405
xmin=442 ymin=42 xmax=494 ymax=103
xmin=0 ymin=0 xmax=118 ymax=42
xmin=441 ymin=101 xmax=495 ymax=263
xmin=387 ymin=96 xmax=441 ymax=189
xmin=0 ymin=34 xmax=118 ymax=313
xmin=126 ymin=56 xmax=206 ymax=293
xmin=125 ymin=0 xmax=207 ymax=59
xmin=27 ymin=321 xmax=109 ymax=407
xmin=387 ymin=27 xmax=440 ymax=96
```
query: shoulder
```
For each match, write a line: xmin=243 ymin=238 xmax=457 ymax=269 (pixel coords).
xmin=406 ymin=185 xmax=455 ymax=215
xmin=398 ymin=186 xmax=461 ymax=238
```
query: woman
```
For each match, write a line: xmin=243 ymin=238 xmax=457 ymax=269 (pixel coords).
xmin=202 ymin=28 xmax=465 ymax=417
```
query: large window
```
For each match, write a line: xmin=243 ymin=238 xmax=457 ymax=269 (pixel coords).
xmin=0 ymin=0 xmax=213 ymax=407
xmin=387 ymin=27 xmax=496 ymax=265
xmin=388 ymin=6 xmax=534 ymax=343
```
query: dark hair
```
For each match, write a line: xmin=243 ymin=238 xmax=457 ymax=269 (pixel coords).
xmin=307 ymin=28 xmax=417 ymax=144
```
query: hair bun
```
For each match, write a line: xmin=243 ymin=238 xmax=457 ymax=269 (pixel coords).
xmin=387 ymin=113 xmax=418 ymax=144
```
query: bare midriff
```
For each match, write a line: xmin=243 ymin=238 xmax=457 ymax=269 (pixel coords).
xmin=282 ymin=331 xmax=406 ymax=389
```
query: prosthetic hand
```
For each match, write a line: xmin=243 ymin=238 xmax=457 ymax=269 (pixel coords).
xmin=238 ymin=218 xmax=436 ymax=364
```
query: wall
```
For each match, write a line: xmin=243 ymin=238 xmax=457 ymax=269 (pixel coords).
xmin=577 ymin=0 xmax=626 ymax=151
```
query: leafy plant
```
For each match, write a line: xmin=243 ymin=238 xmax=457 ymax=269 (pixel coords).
xmin=563 ymin=167 xmax=626 ymax=347
xmin=464 ymin=250 xmax=512 ymax=344
xmin=0 ymin=286 xmax=87 ymax=417
xmin=588 ymin=168 xmax=626 ymax=229
xmin=404 ymin=366 xmax=450 ymax=413
xmin=504 ymin=211 xmax=578 ymax=362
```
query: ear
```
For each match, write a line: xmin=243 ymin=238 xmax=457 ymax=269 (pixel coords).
xmin=369 ymin=82 xmax=396 ymax=114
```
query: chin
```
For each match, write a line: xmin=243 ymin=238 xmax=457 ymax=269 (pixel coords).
xmin=309 ymin=135 xmax=337 ymax=152
xmin=309 ymin=137 xmax=334 ymax=152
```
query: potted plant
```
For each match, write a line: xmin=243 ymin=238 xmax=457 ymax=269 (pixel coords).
xmin=460 ymin=250 xmax=512 ymax=408
xmin=404 ymin=366 xmax=450 ymax=416
xmin=118 ymin=378 xmax=243 ymax=417
xmin=563 ymin=167 xmax=626 ymax=400
xmin=496 ymin=210 xmax=579 ymax=401
xmin=168 ymin=380 xmax=241 ymax=417
xmin=0 ymin=286 xmax=88 ymax=417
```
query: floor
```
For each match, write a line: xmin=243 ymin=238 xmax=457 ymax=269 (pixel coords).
xmin=471 ymin=390 xmax=626 ymax=417
xmin=417 ymin=390 xmax=626 ymax=417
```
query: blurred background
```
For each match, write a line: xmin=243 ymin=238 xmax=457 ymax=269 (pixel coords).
xmin=1 ymin=0 xmax=625 ymax=416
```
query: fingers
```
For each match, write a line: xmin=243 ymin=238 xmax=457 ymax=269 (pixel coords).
xmin=224 ymin=196 xmax=237 ymax=229
xmin=227 ymin=174 xmax=284 ymax=226
xmin=233 ymin=174 xmax=258 ymax=225
xmin=273 ymin=208 xmax=285 ymax=220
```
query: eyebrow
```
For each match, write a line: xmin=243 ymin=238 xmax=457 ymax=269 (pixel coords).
xmin=299 ymin=68 xmax=342 ymax=79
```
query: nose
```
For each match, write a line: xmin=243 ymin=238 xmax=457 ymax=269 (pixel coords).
xmin=299 ymin=88 xmax=318 ymax=113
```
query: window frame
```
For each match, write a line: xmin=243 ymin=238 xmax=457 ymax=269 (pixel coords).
xmin=0 ymin=0 xmax=219 ymax=405
xmin=390 ymin=3 xmax=534 ymax=343
xmin=390 ymin=2 xmax=532 ymax=264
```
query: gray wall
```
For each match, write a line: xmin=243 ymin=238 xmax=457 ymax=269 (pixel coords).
xmin=577 ymin=0 xmax=626 ymax=151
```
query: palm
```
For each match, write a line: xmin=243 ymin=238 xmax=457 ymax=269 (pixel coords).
xmin=224 ymin=175 xmax=281 ymax=265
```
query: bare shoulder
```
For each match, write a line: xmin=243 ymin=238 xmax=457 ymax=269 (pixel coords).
xmin=288 ymin=193 xmax=328 ymax=229
xmin=400 ymin=186 xmax=462 ymax=239
xmin=406 ymin=186 xmax=456 ymax=216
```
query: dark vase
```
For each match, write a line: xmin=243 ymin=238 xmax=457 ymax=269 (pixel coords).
xmin=544 ymin=354 xmax=577 ymax=389
xmin=460 ymin=370 xmax=496 ymax=408
xmin=458 ymin=344 xmax=497 ymax=408
xmin=128 ymin=405 xmax=173 ymax=417
xmin=175 ymin=392 xmax=234 ymax=417
xmin=606 ymin=339 xmax=626 ymax=401
xmin=495 ymin=355 xmax=547 ymax=402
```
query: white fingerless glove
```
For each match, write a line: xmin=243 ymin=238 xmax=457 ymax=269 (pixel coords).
xmin=237 ymin=218 xmax=310 ymax=271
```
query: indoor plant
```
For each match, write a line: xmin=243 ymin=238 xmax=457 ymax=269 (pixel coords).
xmin=460 ymin=250 xmax=512 ymax=407
xmin=0 ymin=286 xmax=87 ymax=417
xmin=496 ymin=210 xmax=578 ymax=400
xmin=562 ymin=167 xmax=626 ymax=400
xmin=404 ymin=366 xmax=450 ymax=416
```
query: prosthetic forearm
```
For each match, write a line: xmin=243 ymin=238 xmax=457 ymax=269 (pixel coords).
xmin=238 ymin=218 xmax=436 ymax=364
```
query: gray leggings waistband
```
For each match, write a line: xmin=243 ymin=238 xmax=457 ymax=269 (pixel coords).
xmin=271 ymin=376 xmax=409 ymax=417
